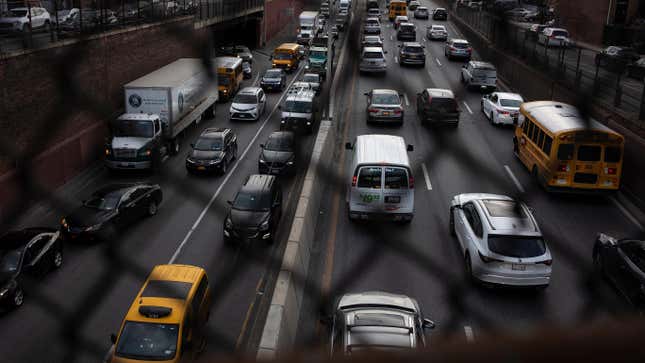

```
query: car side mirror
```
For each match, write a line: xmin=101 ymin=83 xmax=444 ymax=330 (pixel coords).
xmin=227 ymin=200 xmax=233 ymax=206
xmin=110 ymin=333 xmax=117 ymax=344
xmin=190 ymin=143 xmax=194 ymax=148
xmin=260 ymin=144 xmax=265 ymax=148
xmin=423 ymin=318 xmax=436 ymax=330
xmin=345 ymin=142 xmax=353 ymax=150
xmin=407 ymin=144 xmax=414 ymax=152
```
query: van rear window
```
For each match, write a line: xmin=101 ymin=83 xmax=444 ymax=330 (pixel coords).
xmin=358 ymin=167 xmax=382 ymax=189
xmin=430 ymin=97 xmax=457 ymax=111
xmin=384 ymin=168 xmax=408 ymax=189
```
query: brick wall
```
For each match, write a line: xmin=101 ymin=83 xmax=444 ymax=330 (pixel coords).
xmin=557 ymin=0 xmax=610 ymax=46
xmin=263 ymin=0 xmax=304 ymax=41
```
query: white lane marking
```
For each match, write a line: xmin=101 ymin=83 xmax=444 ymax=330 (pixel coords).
xmin=504 ymin=165 xmax=526 ymax=193
xmin=610 ymin=196 xmax=645 ymax=231
xmin=168 ymin=67 xmax=304 ymax=264
xmin=421 ymin=163 xmax=433 ymax=190
xmin=423 ymin=37 xmax=427 ymax=42
xmin=322 ymin=109 xmax=327 ymax=119
xmin=435 ymin=58 xmax=442 ymax=66
xmin=403 ymin=93 xmax=410 ymax=106
xmin=252 ymin=73 xmax=260 ymax=86
xmin=390 ymin=35 xmax=393 ymax=41
xmin=394 ymin=56 xmax=398 ymax=63
xmin=463 ymin=101 xmax=473 ymax=114
xmin=464 ymin=326 xmax=475 ymax=343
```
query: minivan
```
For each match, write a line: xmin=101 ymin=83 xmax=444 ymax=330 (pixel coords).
xmin=416 ymin=88 xmax=460 ymax=126
xmin=345 ymin=135 xmax=414 ymax=222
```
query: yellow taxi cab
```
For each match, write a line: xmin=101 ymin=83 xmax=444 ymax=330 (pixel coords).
xmin=272 ymin=43 xmax=301 ymax=72
xmin=107 ymin=264 xmax=211 ymax=363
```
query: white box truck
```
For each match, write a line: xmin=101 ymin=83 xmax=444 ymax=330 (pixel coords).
xmin=297 ymin=11 xmax=319 ymax=45
xmin=105 ymin=58 xmax=218 ymax=170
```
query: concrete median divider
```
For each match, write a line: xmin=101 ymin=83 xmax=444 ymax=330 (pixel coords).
xmin=257 ymin=120 xmax=335 ymax=359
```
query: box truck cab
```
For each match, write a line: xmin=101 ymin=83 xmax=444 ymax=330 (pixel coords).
xmin=298 ymin=11 xmax=319 ymax=45
xmin=216 ymin=56 xmax=243 ymax=101
xmin=105 ymin=58 xmax=218 ymax=170
xmin=345 ymin=134 xmax=415 ymax=222
xmin=272 ymin=43 xmax=301 ymax=72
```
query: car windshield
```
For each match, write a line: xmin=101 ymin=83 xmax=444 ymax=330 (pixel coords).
xmin=113 ymin=120 xmax=153 ymax=138
xmin=0 ymin=250 xmax=22 ymax=275
xmin=115 ymin=322 xmax=179 ymax=361
xmin=303 ymin=75 xmax=319 ymax=82
xmin=266 ymin=136 xmax=292 ymax=152
xmin=310 ymin=50 xmax=326 ymax=58
xmin=363 ymin=52 xmax=383 ymax=59
xmin=499 ymin=99 xmax=522 ymax=107
xmin=234 ymin=94 xmax=257 ymax=104
xmin=274 ymin=52 xmax=292 ymax=60
xmin=372 ymin=93 xmax=400 ymax=105
xmin=10 ymin=9 xmax=28 ymax=17
xmin=84 ymin=193 xmax=121 ymax=210
xmin=404 ymin=46 xmax=423 ymax=53
xmin=552 ymin=30 xmax=568 ymax=37
xmin=233 ymin=191 xmax=269 ymax=211
xmin=284 ymin=100 xmax=312 ymax=113
xmin=488 ymin=235 xmax=547 ymax=258
xmin=265 ymin=70 xmax=282 ymax=78
xmin=194 ymin=137 xmax=223 ymax=151
xmin=218 ymin=77 xmax=230 ymax=85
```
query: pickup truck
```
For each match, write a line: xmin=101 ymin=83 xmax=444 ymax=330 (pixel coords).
xmin=461 ymin=61 xmax=497 ymax=91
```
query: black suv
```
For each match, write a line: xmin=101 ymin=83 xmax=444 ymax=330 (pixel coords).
xmin=0 ymin=228 xmax=63 ymax=309
xmin=61 ymin=183 xmax=163 ymax=242
xmin=416 ymin=88 xmax=460 ymax=127
xmin=399 ymin=42 xmax=426 ymax=67
xmin=224 ymin=175 xmax=283 ymax=244
xmin=186 ymin=128 xmax=238 ymax=175
xmin=260 ymin=68 xmax=287 ymax=92
xmin=432 ymin=7 xmax=448 ymax=20
xmin=397 ymin=23 xmax=417 ymax=41
xmin=259 ymin=131 xmax=296 ymax=175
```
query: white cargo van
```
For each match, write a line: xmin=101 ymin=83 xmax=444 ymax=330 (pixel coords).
xmin=345 ymin=135 xmax=415 ymax=222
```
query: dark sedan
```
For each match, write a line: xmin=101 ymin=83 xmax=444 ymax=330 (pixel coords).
xmin=259 ymin=131 xmax=296 ymax=175
xmin=60 ymin=183 xmax=162 ymax=242
xmin=186 ymin=128 xmax=238 ymax=175
xmin=594 ymin=233 xmax=645 ymax=311
xmin=432 ymin=8 xmax=448 ymax=20
xmin=0 ymin=228 xmax=63 ymax=309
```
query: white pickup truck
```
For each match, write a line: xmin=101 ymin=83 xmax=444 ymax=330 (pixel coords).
xmin=461 ymin=61 xmax=497 ymax=91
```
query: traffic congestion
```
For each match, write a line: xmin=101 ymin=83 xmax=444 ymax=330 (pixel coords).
xmin=1 ymin=0 xmax=644 ymax=362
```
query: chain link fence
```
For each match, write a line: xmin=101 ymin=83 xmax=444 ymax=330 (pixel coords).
xmin=1 ymin=0 xmax=645 ymax=362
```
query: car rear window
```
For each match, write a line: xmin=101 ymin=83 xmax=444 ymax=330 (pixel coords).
xmin=363 ymin=52 xmax=384 ymax=59
xmin=372 ymin=93 xmax=400 ymax=104
xmin=604 ymin=146 xmax=621 ymax=162
xmin=488 ymin=236 xmax=547 ymax=258
xmin=384 ymin=167 xmax=408 ymax=189
xmin=453 ymin=42 xmax=469 ymax=49
xmin=499 ymin=99 xmax=522 ymax=108
xmin=552 ymin=30 xmax=569 ymax=37
xmin=400 ymin=25 xmax=415 ymax=31
xmin=357 ymin=167 xmax=382 ymax=189
xmin=429 ymin=97 xmax=457 ymax=111
xmin=404 ymin=46 xmax=423 ymax=53
xmin=557 ymin=144 xmax=574 ymax=160
xmin=577 ymin=145 xmax=601 ymax=161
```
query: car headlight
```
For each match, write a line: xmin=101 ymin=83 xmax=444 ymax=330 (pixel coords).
xmin=138 ymin=149 xmax=152 ymax=157
xmin=0 ymin=287 xmax=8 ymax=297
xmin=85 ymin=224 xmax=102 ymax=232
xmin=105 ymin=148 xmax=111 ymax=156
xmin=61 ymin=218 xmax=68 ymax=229
xmin=208 ymin=158 xmax=221 ymax=164
xmin=225 ymin=217 xmax=233 ymax=229
xmin=260 ymin=220 xmax=270 ymax=231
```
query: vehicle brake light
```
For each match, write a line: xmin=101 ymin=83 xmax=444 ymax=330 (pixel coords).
xmin=368 ymin=108 xmax=378 ymax=113
xmin=539 ymin=259 xmax=552 ymax=266
xmin=450 ymin=46 xmax=457 ymax=51
xmin=467 ymin=47 xmax=472 ymax=53
xmin=352 ymin=175 xmax=357 ymax=187
xmin=605 ymin=167 xmax=617 ymax=175
xmin=499 ymin=110 xmax=510 ymax=115
xmin=558 ymin=164 xmax=569 ymax=172
xmin=409 ymin=175 xmax=414 ymax=189
xmin=393 ymin=108 xmax=402 ymax=114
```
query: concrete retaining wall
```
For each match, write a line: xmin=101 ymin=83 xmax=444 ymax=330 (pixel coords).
xmin=257 ymin=120 xmax=335 ymax=359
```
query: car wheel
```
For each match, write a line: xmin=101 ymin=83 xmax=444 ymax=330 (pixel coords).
xmin=233 ymin=144 xmax=238 ymax=160
xmin=490 ymin=111 xmax=495 ymax=124
xmin=13 ymin=288 xmax=24 ymax=308
xmin=464 ymin=253 xmax=474 ymax=282
xmin=147 ymin=200 xmax=158 ymax=216
xmin=221 ymin=160 xmax=228 ymax=175
xmin=52 ymin=249 xmax=63 ymax=269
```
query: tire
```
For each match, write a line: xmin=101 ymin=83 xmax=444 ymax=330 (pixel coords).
xmin=220 ymin=160 xmax=228 ymax=175
xmin=449 ymin=208 xmax=456 ymax=236
xmin=490 ymin=111 xmax=495 ymax=125
xmin=233 ymin=144 xmax=238 ymax=160
xmin=465 ymin=253 xmax=474 ymax=283
xmin=12 ymin=287 xmax=24 ymax=308
xmin=147 ymin=200 xmax=158 ymax=216
xmin=52 ymin=249 xmax=63 ymax=269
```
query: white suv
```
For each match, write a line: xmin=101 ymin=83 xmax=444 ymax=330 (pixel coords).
xmin=538 ymin=27 xmax=571 ymax=47
xmin=230 ymin=87 xmax=266 ymax=121
xmin=359 ymin=47 xmax=387 ymax=73
xmin=0 ymin=7 xmax=51 ymax=33
xmin=450 ymin=193 xmax=552 ymax=288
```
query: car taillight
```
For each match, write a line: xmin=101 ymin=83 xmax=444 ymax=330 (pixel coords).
xmin=478 ymin=251 xmax=502 ymax=263
xmin=499 ymin=110 xmax=510 ymax=115
xmin=538 ymin=259 xmax=552 ymax=266
xmin=408 ymin=175 xmax=414 ymax=189
xmin=393 ymin=108 xmax=402 ymax=114
xmin=557 ymin=164 xmax=570 ymax=172
xmin=368 ymin=108 xmax=378 ymax=113
xmin=605 ymin=167 xmax=617 ymax=175
xmin=352 ymin=175 xmax=357 ymax=187
xmin=467 ymin=47 xmax=472 ymax=53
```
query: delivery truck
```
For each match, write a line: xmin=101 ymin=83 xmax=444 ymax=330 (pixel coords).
xmin=105 ymin=58 xmax=218 ymax=171
xmin=297 ymin=11 xmax=319 ymax=45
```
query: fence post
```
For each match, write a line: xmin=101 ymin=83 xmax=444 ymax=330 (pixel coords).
xmin=52 ymin=0 xmax=58 ymax=42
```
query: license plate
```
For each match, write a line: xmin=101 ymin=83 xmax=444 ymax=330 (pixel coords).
xmin=383 ymin=112 xmax=390 ymax=116
xmin=197 ymin=166 xmax=206 ymax=170
xmin=511 ymin=264 xmax=526 ymax=271
xmin=119 ymin=163 xmax=134 ymax=168
xmin=385 ymin=196 xmax=400 ymax=203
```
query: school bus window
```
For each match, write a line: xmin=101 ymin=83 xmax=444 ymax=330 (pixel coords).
xmin=218 ymin=77 xmax=230 ymax=85
xmin=537 ymin=129 xmax=545 ymax=149
xmin=527 ymin=121 xmax=535 ymax=141
xmin=557 ymin=144 xmax=574 ymax=160
xmin=605 ymin=147 xmax=621 ymax=162
xmin=578 ymin=145 xmax=601 ymax=161
xmin=542 ymin=135 xmax=553 ymax=155
xmin=358 ymin=167 xmax=382 ymax=189
xmin=521 ymin=117 xmax=528 ymax=133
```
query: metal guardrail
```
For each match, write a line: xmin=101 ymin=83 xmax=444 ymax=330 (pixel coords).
xmin=0 ymin=0 xmax=263 ymax=54
xmin=452 ymin=3 xmax=645 ymax=124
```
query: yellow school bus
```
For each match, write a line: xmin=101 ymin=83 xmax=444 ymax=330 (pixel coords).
xmin=272 ymin=43 xmax=301 ymax=72
xmin=216 ymin=56 xmax=243 ymax=101
xmin=513 ymin=101 xmax=624 ymax=192
xmin=108 ymin=264 xmax=211 ymax=363
xmin=389 ymin=0 xmax=407 ymax=21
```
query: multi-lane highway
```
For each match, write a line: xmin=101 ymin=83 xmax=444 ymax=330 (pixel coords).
xmin=297 ymin=0 xmax=644 ymax=347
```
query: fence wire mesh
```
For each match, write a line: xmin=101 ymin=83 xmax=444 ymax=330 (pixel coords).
xmin=1 ymin=0 xmax=645 ymax=362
